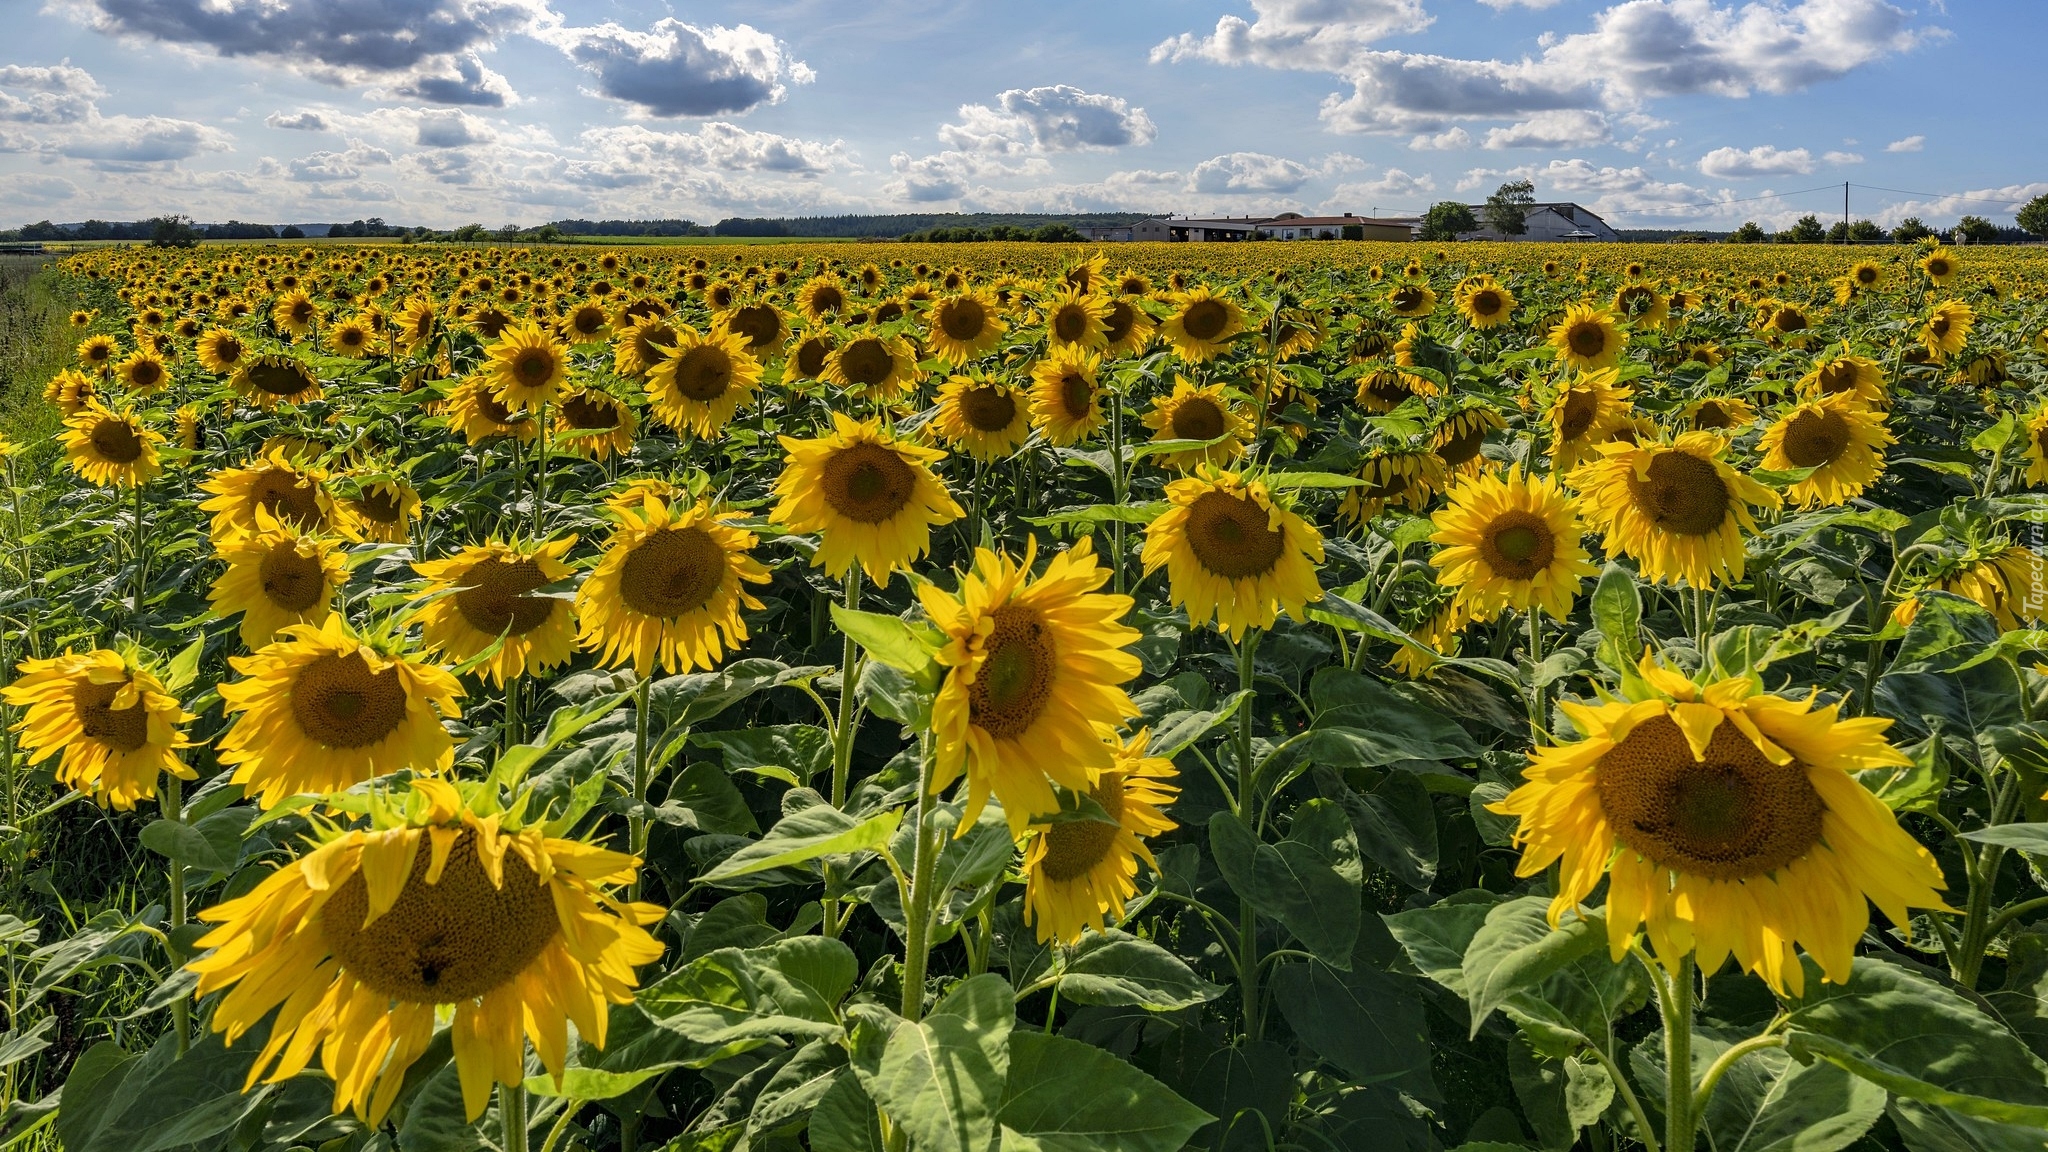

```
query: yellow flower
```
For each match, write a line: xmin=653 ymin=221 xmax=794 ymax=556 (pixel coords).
xmin=1140 ymin=377 xmax=1250 ymax=471
xmin=195 ymin=327 xmax=249 ymax=375
xmin=578 ymin=496 xmax=769 ymax=676
xmin=1549 ymin=367 xmax=1634 ymax=470
xmin=1491 ymin=653 xmax=1948 ymax=995
xmin=932 ymin=372 xmax=1030 ymax=463
xmin=1352 ymin=367 xmax=1437 ymax=414
xmin=1680 ymin=395 xmax=1757 ymax=433
xmin=44 ymin=367 xmax=99 ymax=415
xmin=484 ymin=322 xmax=569 ymax=413
xmin=2 ymin=649 xmax=195 ymax=810
xmin=1022 ymin=730 xmax=1179 ymax=943
xmin=231 ymin=354 xmax=323 ymax=410
xmin=2022 ymin=402 xmax=2048 ymax=488
xmin=1160 ymin=286 xmax=1245 ymax=363
xmin=417 ymin=537 xmax=578 ymax=685
xmin=1758 ymin=393 xmax=1893 ymax=509
xmin=393 ymin=296 xmax=438 ymax=354
xmin=1100 ymin=295 xmax=1158 ymax=358
xmin=921 ymin=537 xmax=1142 ymax=831
xmin=1612 ymin=283 xmax=1670 ymax=327
xmin=216 ymin=617 xmax=464 ymax=808
xmin=612 ymin=317 xmax=678 ymax=379
xmin=561 ymin=298 xmax=614 ymax=343
xmin=1429 ymin=466 xmax=1598 ymax=622
xmin=771 ymin=413 xmax=962 ymax=585
xmin=1029 ymin=346 xmax=1107 ymax=447
xmin=1387 ymin=281 xmax=1437 ymax=319
xmin=198 ymin=449 xmax=351 ymax=540
xmin=1920 ymin=299 xmax=1974 ymax=361
xmin=347 ymin=477 xmax=422 ymax=544
xmin=325 ymin=318 xmax=375 ymax=359
xmin=446 ymin=376 xmax=540 ymax=446
xmin=77 ymin=333 xmax=119 ymax=372
xmin=796 ymin=275 xmax=849 ymax=323
xmin=114 ymin=348 xmax=170 ymax=396
xmin=925 ymin=291 xmax=1008 ymax=365
xmin=272 ymin=291 xmax=319 ymax=338
xmin=63 ymin=403 xmax=162 ymax=488
xmin=1568 ymin=431 xmax=1780 ymax=589
xmin=554 ymin=387 xmax=638 ymax=461
xmin=823 ymin=330 xmax=919 ymax=402
xmin=646 ymin=326 xmax=762 ymax=437
xmin=1919 ymin=246 xmax=1958 ymax=286
xmin=1336 ymin=447 xmax=1444 ymax=524
xmin=1041 ymin=286 xmax=1111 ymax=353
xmin=1433 ymin=404 xmax=1506 ymax=475
xmin=187 ymin=778 xmax=663 ymax=1124
xmin=1548 ymin=304 xmax=1625 ymax=372
xmin=208 ymin=508 xmax=348 ymax=649
xmin=714 ymin=302 xmax=788 ymax=358
xmin=1142 ymin=468 xmax=1324 ymax=639
xmin=1455 ymin=276 xmax=1516 ymax=329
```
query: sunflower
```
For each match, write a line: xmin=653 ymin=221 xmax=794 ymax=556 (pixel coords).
xmin=208 ymin=509 xmax=348 ymax=649
xmin=932 ymin=372 xmax=1030 ymax=462
xmin=447 ymin=376 xmax=540 ymax=446
xmin=1387 ymin=282 xmax=1437 ymax=319
xmin=44 ymin=368 xmax=98 ymax=415
xmin=216 ymin=617 xmax=463 ymax=808
xmin=187 ymin=777 xmax=663 ymax=1124
xmin=195 ymin=327 xmax=249 ymax=375
xmin=348 ymin=478 xmax=421 ymax=544
xmin=63 ymin=404 xmax=162 ymax=488
xmin=1022 ymin=729 xmax=1178 ymax=943
xmin=1389 ymin=602 xmax=1467 ymax=681
xmin=232 ymin=354 xmax=324 ymax=409
xmin=554 ymin=387 xmax=638 ymax=461
xmin=921 ymin=537 xmax=1142 ymax=831
xmin=177 ymin=404 xmax=202 ymax=451
xmin=115 ymin=349 xmax=170 ymax=396
xmin=641 ymin=326 xmax=760 ymax=438
xmin=823 ymin=331 xmax=918 ymax=402
xmin=1456 ymin=277 xmax=1516 ymax=329
xmin=796 ymin=276 xmax=849 ymax=323
xmin=1141 ymin=378 xmax=1250 ymax=471
xmin=77 ymin=333 xmax=119 ymax=372
xmin=561 ymin=299 xmax=613 ymax=344
xmin=1100 ymin=295 xmax=1158 ymax=358
xmin=577 ymin=497 xmax=769 ymax=676
xmin=325 ymin=319 xmax=374 ymax=359
xmin=1429 ymin=466 xmax=1597 ymax=622
xmin=1351 ymin=366 xmax=1438 ymax=415
xmin=771 ymin=413 xmax=963 ymax=585
xmin=1039 ymin=286 xmax=1111 ymax=354
xmin=394 ymin=296 xmax=438 ymax=355
xmin=613 ymin=317 xmax=679 ymax=380
xmin=1756 ymin=300 xmax=1817 ymax=348
xmin=1919 ymin=246 xmax=1958 ymax=286
xmin=1549 ymin=368 xmax=1635 ymax=469
xmin=1848 ymin=260 xmax=1884 ymax=291
xmin=1920 ymin=300 xmax=1974 ymax=361
xmin=1491 ymin=652 xmax=1948 ymax=994
xmin=1681 ymin=395 xmax=1758 ymax=432
xmin=1896 ymin=550 xmax=2048 ymax=632
xmin=199 ymin=449 xmax=349 ymax=540
xmin=1029 ymin=347 xmax=1107 ymax=447
xmin=926 ymin=291 xmax=1008 ymax=365
xmin=1337 ymin=447 xmax=1445 ymax=523
xmin=272 ymin=291 xmax=319 ymax=338
xmin=786 ymin=331 xmax=834 ymax=381
xmin=1142 ymin=468 xmax=1325 ymax=639
xmin=711 ymin=302 xmax=784 ymax=359
xmin=416 ymin=537 xmax=578 ymax=685
xmin=1569 ymin=432 xmax=1780 ymax=588
xmin=1758 ymin=394 xmax=1893 ymax=509
xmin=2023 ymin=402 xmax=2048 ymax=488
xmin=1160 ymin=287 xmax=1245 ymax=363
xmin=2 ymin=648 xmax=196 ymax=810
xmin=1548 ymin=304 xmax=1625 ymax=373
xmin=1799 ymin=353 xmax=1887 ymax=406
xmin=1433 ymin=404 xmax=1506 ymax=475
xmin=483 ymin=322 xmax=569 ymax=413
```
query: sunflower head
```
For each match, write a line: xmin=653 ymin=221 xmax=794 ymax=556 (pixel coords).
xmin=63 ymin=403 xmax=163 ymax=488
xmin=771 ymin=413 xmax=964 ymax=585
xmin=1140 ymin=377 xmax=1249 ymax=471
xmin=1567 ymin=431 xmax=1780 ymax=588
xmin=646 ymin=326 xmax=763 ymax=437
xmin=1429 ymin=465 xmax=1597 ymax=621
xmin=1161 ymin=286 xmax=1245 ymax=364
xmin=1029 ymin=346 xmax=1106 ymax=447
xmin=1548 ymin=304 xmax=1625 ymax=372
xmin=1142 ymin=467 xmax=1326 ymax=639
xmin=933 ymin=371 xmax=1030 ymax=463
xmin=578 ymin=495 xmax=770 ymax=676
xmin=418 ymin=536 xmax=578 ymax=685
xmin=823 ymin=330 xmax=917 ymax=401
xmin=1024 ymin=729 xmax=1179 ymax=944
xmin=1 ymin=647 xmax=197 ymax=809
xmin=485 ymin=322 xmax=569 ymax=412
xmin=927 ymin=291 xmax=1008 ymax=365
xmin=232 ymin=353 xmax=323 ymax=410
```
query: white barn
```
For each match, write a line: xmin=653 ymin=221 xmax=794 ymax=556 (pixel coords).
xmin=1459 ymin=203 xmax=1618 ymax=242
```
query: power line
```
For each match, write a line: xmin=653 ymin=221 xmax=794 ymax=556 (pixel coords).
xmin=1849 ymin=182 xmax=2042 ymax=208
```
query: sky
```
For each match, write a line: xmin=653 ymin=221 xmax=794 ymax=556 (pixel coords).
xmin=2 ymin=0 xmax=2044 ymax=231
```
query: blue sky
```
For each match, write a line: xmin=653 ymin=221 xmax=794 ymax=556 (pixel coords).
xmin=3 ymin=0 xmax=2042 ymax=230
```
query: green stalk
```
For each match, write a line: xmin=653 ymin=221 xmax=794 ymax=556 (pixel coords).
xmin=1235 ymin=630 xmax=1263 ymax=1039
xmin=1525 ymin=606 xmax=1547 ymax=742
xmin=532 ymin=401 xmax=550 ymax=538
xmin=130 ymin=478 xmax=147 ymax=619
xmin=161 ymin=773 xmax=189 ymax=1055
xmin=898 ymin=734 xmax=939 ymax=1023
xmin=1108 ymin=390 xmax=1127 ymax=594
xmin=627 ymin=675 xmax=652 ymax=902
xmin=824 ymin=567 xmax=864 ymax=939
xmin=1659 ymin=956 xmax=1697 ymax=1152
xmin=501 ymin=1081 xmax=529 ymax=1152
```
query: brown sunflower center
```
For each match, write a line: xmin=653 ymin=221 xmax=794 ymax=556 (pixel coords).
xmin=454 ymin=557 xmax=557 ymax=636
xmin=1055 ymin=369 xmax=1095 ymax=420
xmin=1816 ymin=362 xmax=1858 ymax=394
xmin=1781 ymin=409 xmax=1850 ymax=468
xmin=247 ymin=361 xmax=314 ymax=397
xmin=1558 ymin=388 xmax=1599 ymax=441
xmin=1567 ymin=321 xmax=1607 ymax=359
xmin=619 ymin=526 xmax=726 ymax=619
xmin=1929 ymin=315 xmax=1950 ymax=337
xmin=73 ymin=679 xmax=150 ymax=752
xmin=1772 ymin=308 xmax=1807 ymax=333
xmin=129 ymin=360 xmax=163 ymax=388
xmin=1437 ymin=419 xmax=1487 ymax=467
xmin=1856 ymin=266 xmax=1879 ymax=286
xmin=1692 ymin=401 xmax=1734 ymax=430
xmin=939 ymin=299 xmax=989 ymax=342
xmin=1052 ymin=304 xmax=1090 ymax=344
xmin=1596 ymin=713 xmax=1823 ymax=880
xmin=90 ymin=417 xmax=144 ymax=464
xmin=794 ymin=337 xmax=832 ymax=379
xmin=321 ymin=829 xmax=560 ymax=1003
xmin=338 ymin=328 xmax=366 ymax=348
xmin=514 ymin=348 xmax=556 ymax=386
xmin=355 ymin=487 xmax=404 ymax=525
xmin=958 ymin=385 xmax=1017 ymax=433
xmin=1469 ymin=290 xmax=1504 ymax=317
xmin=1625 ymin=450 xmax=1731 ymax=537
xmin=1185 ymin=490 xmax=1286 ymax=580
xmin=1479 ymin=511 xmax=1557 ymax=581
xmin=1169 ymin=396 xmax=1227 ymax=442
xmin=809 ymin=285 xmax=845 ymax=315
xmin=251 ymin=470 xmax=326 ymax=530
xmin=571 ymin=306 xmax=607 ymax=337
xmin=838 ymin=338 xmax=895 ymax=388
xmin=259 ymin=542 xmax=327 ymax=613
xmin=1181 ymin=299 xmax=1228 ymax=341
xmin=1927 ymin=258 xmax=1951 ymax=278
xmin=1617 ymin=286 xmax=1655 ymax=316
xmin=1363 ymin=371 xmax=1416 ymax=409
xmin=210 ymin=335 xmax=244 ymax=362
xmin=1103 ymin=301 xmax=1137 ymax=345
xmin=561 ymin=392 xmax=619 ymax=430
xmin=1038 ymin=774 xmax=1126 ymax=882
xmin=969 ymin=604 xmax=1057 ymax=738
xmin=672 ymin=344 xmax=734 ymax=401
xmin=289 ymin=651 xmax=408 ymax=749
xmin=821 ymin=442 xmax=917 ymax=524
xmin=728 ymin=305 xmax=781 ymax=352
xmin=87 ymin=342 xmax=112 ymax=362
xmin=1391 ymin=286 xmax=1428 ymax=313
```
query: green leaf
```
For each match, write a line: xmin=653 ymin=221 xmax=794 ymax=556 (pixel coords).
xmin=1786 ymin=956 xmax=2048 ymax=1126
xmin=811 ymin=1071 xmax=886 ymax=1152
xmin=635 ymin=939 xmax=856 ymax=1060
xmin=1056 ymin=930 xmax=1225 ymax=1010
xmin=1698 ymin=1036 xmax=1883 ymax=1152
xmin=489 ymin=688 xmax=631 ymax=790
xmin=650 ymin=659 xmax=830 ymax=729
xmin=523 ymin=1063 xmax=684 ymax=1100
xmin=1262 ymin=470 xmax=1368 ymax=489
xmin=665 ymin=760 xmax=762 ymax=837
xmin=1959 ymin=823 xmax=2048 ymax=854
xmin=1590 ymin=563 xmax=1643 ymax=683
xmin=693 ymin=724 xmax=832 ymax=784
xmin=749 ymin=1039 xmax=849 ymax=1137
xmin=1272 ymin=959 xmax=1432 ymax=1096
xmin=1460 ymin=897 xmax=1609 ymax=1035
xmin=1145 ymin=691 xmax=1252 ymax=759
xmin=1026 ymin=502 xmax=1170 ymax=531
xmin=1209 ymin=802 xmax=1363 ymax=967
xmin=700 ymin=804 xmax=902 ymax=884
xmin=138 ymin=818 xmax=236 ymax=872
xmin=869 ymin=974 xmax=1015 ymax=1152
xmin=998 ymin=1031 xmax=1213 ymax=1152
xmin=56 ymin=1022 xmax=273 ymax=1152
xmin=1383 ymin=897 xmax=1497 ymax=997
xmin=1307 ymin=668 xmax=1481 ymax=765
xmin=0 ymin=1017 xmax=53 ymax=1070
xmin=1887 ymin=592 xmax=2005 ymax=676
xmin=1974 ymin=411 xmax=2019 ymax=453
xmin=832 ymin=606 xmax=941 ymax=675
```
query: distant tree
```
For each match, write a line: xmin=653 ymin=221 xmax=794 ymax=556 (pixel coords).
xmin=1729 ymin=221 xmax=1767 ymax=244
xmin=452 ymin=223 xmax=487 ymax=241
xmin=1420 ymin=201 xmax=1478 ymax=241
xmin=986 ymin=224 xmax=1026 ymax=241
xmin=1848 ymin=219 xmax=1886 ymax=243
xmin=1955 ymin=215 xmax=1999 ymax=244
xmin=279 ymin=224 xmax=306 ymax=239
xmin=1484 ymin=179 xmax=1535 ymax=236
xmin=1827 ymin=220 xmax=1850 ymax=243
xmin=1778 ymin=215 xmax=1827 ymax=243
xmin=2019 ymin=194 xmax=2048 ymax=239
xmin=19 ymin=220 xmax=68 ymax=241
xmin=148 ymin=215 xmax=201 ymax=248
xmin=1031 ymin=223 xmax=1084 ymax=242
xmin=1890 ymin=217 xmax=1932 ymax=244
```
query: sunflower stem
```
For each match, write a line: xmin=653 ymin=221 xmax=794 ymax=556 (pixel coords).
xmin=628 ymin=675 xmax=652 ymax=903
xmin=1525 ymin=606 xmax=1547 ymax=743
xmin=825 ymin=567 xmax=864 ymax=939
xmin=1109 ymin=390 xmax=1127 ymax=595
xmin=130 ymin=477 xmax=147 ymax=620
xmin=160 ymin=773 xmax=189 ymax=1056
xmin=501 ymin=1081 xmax=529 ymax=1152
xmin=532 ymin=401 xmax=549 ymax=538
xmin=1658 ymin=955 xmax=1697 ymax=1152
xmin=1235 ymin=629 xmax=1264 ymax=1041
xmin=899 ymin=731 xmax=939 ymax=1023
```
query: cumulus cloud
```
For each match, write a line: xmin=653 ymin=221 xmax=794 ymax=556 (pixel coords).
xmin=544 ymin=19 xmax=812 ymax=118
xmin=1189 ymin=151 xmax=1361 ymax=194
xmin=576 ymin=124 xmax=847 ymax=186
xmin=415 ymin=110 xmax=494 ymax=148
xmin=1409 ymin=127 xmax=1473 ymax=150
xmin=1323 ymin=167 xmax=1437 ymax=208
xmin=1318 ymin=50 xmax=1598 ymax=133
xmin=0 ymin=62 xmax=229 ymax=164
xmin=0 ymin=63 xmax=103 ymax=95
xmin=884 ymin=150 xmax=1054 ymax=202
xmin=1484 ymin=110 xmax=1612 ymax=149
xmin=384 ymin=53 xmax=517 ymax=107
xmin=1823 ymin=149 xmax=1863 ymax=165
xmin=1869 ymin=183 xmax=2048 ymax=227
xmin=938 ymin=86 xmax=1156 ymax=154
xmin=1459 ymin=156 xmax=1713 ymax=218
xmin=265 ymin=110 xmax=331 ymax=132
xmin=1886 ymin=134 xmax=1925 ymax=152
xmin=0 ymin=62 xmax=104 ymax=124
xmin=1152 ymin=0 xmax=1431 ymax=72
xmin=1697 ymin=144 xmax=1814 ymax=177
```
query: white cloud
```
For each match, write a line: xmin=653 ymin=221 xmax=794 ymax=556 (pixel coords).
xmin=1475 ymin=0 xmax=1566 ymax=7
xmin=883 ymin=150 xmax=1052 ymax=202
xmin=577 ymin=123 xmax=847 ymax=183
xmin=1323 ymin=167 xmax=1437 ymax=208
xmin=1410 ymin=127 xmax=1472 ymax=150
xmin=1698 ymin=144 xmax=1815 ymax=177
xmin=1886 ymin=134 xmax=1925 ymax=152
xmin=1188 ymin=151 xmax=1361 ymax=194
xmin=1822 ymin=149 xmax=1863 ymax=165
xmin=1484 ymin=110 xmax=1612 ymax=149
xmin=1152 ymin=0 xmax=1432 ymax=72
xmin=265 ymin=110 xmax=331 ymax=132
xmin=938 ymin=86 xmax=1156 ymax=154
xmin=542 ymin=19 xmax=812 ymax=118
xmin=1318 ymin=50 xmax=1598 ymax=133
xmin=415 ymin=110 xmax=495 ymax=149
xmin=261 ymin=140 xmax=394 ymax=183
xmin=0 ymin=62 xmax=105 ymax=124
xmin=0 ymin=64 xmax=103 ymax=95
xmin=1868 ymin=183 xmax=2048 ymax=227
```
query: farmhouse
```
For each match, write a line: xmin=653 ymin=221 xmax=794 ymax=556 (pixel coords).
xmin=1129 ymin=213 xmax=1420 ymax=242
xmin=1459 ymin=203 xmax=1618 ymax=242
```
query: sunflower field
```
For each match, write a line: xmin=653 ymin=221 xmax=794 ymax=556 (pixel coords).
xmin=8 ymin=237 xmax=2048 ymax=1152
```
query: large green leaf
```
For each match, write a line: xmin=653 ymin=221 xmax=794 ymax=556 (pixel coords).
xmin=998 ymin=1030 xmax=1213 ymax=1152
xmin=1056 ymin=930 xmax=1225 ymax=1011
xmin=832 ymin=606 xmax=941 ymax=676
xmin=1787 ymin=956 xmax=2048 ymax=1126
xmin=1590 ymin=562 xmax=1643 ymax=680
xmin=55 ymin=1024 xmax=273 ymax=1152
xmin=869 ymin=974 xmax=1015 ymax=1152
xmin=634 ymin=938 xmax=855 ymax=1060
xmin=649 ymin=659 xmax=831 ymax=729
xmin=699 ymin=803 xmax=902 ymax=884
xmin=1208 ymin=802 xmax=1362 ymax=967
xmin=693 ymin=724 xmax=833 ymax=785
xmin=1271 ymin=958 xmax=1433 ymax=1099
xmin=1317 ymin=766 xmax=1439 ymax=889
xmin=1460 ymin=897 xmax=1609 ymax=1034
xmin=1698 ymin=1034 xmax=1884 ymax=1152
xmin=1307 ymin=668 xmax=1481 ymax=765
xmin=749 ymin=1039 xmax=849 ymax=1137
xmin=811 ymin=1071 xmax=886 ymax=1152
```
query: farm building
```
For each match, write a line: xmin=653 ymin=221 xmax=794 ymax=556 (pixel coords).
xmin=1130 ymin=213 xmax=1418 ymax=242
xmin=1458 ymin=203 xmax=1618 ymax=242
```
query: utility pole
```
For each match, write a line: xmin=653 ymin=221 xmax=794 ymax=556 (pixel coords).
xmin=1843 ymin=182 xmax=1850 ymax=244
